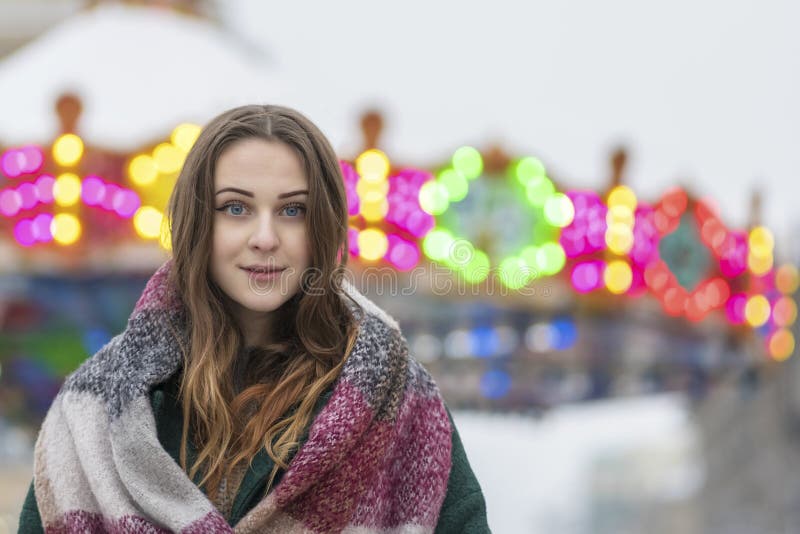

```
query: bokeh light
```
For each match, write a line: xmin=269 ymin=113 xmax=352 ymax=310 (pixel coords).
xmin=745 ymin=295 xmax=771 ymax=327
xmin=769 ymin=329 xmax=795 ymax=361
xmin=452 ymin=146 xmax=483 ymax=179
xmin=171 ymin=123 xmax=202 ymax=152
xmin=776 ymin=264 xmax=800 ymax=295
xmin=133 ymin=206 xmax=164 ymax=239
xmin=153 ymin=143 xmax=184 ymax=174
xmin=129 ymin=155 xmax=159 ymax=186
xmin=419 ymin=181 xmax=450 ymax=215
xmin=51 ymin=213 xmax=82 ymax=245
xmin=604 ymin=260 xmax=633 ymax=294
xmin=355 ymin=149 xmax=390 ymax=183
xmin=53 ymin=173 xmax=82 ymax=207
xmin=357 ymin=228 xmax=389 ymax=261
xmin=514 ymin=157 xmax=546 ymax=186
xmin=52 ymin=134 xmax=84 ymax=166
xmin=773 ymin=297 xmax=797 ymax=327
xmin=543 ymin=193 xmax=575 ymax=227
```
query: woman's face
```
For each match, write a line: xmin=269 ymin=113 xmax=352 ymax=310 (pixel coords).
xmin=210 ymin=138 xmax=311 ymax=322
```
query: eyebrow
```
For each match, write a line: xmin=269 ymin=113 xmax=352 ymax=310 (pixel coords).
xmin=214 ymin=188 xmax=309 ymax=199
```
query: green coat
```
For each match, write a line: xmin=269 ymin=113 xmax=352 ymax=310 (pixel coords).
xmin=19 ymin=372 xmax=490 ymax=533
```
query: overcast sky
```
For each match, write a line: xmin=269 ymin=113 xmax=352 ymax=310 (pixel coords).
xmin=0 ymin=0 xmax=797 ymax=254
xmin=223 ymin=0 xmax=799 ymax=253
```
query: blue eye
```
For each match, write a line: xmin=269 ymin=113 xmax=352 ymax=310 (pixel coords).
xmin=217 ymin=202 xmax=247 ymax=216
xmin=282 ymin=204 xmax=306 ymax=217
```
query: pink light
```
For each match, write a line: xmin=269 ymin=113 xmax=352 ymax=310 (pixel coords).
xmin=13 ymin=219 xmax=36 ymax=246
xmin=628 ymin=266 xmax=647 ymax=296
xmin=100 ymin=184 xmax=119 ymax=211
xmin=719 ymin=232 xmax=747 ymax=278
xmin=82 ymin=176 xmax=106 ymax=206
xmin=725 ymin=293 xmax=747 ymax=324
xmin=340 ymin=161 xmax=359 ymax=188
xmin=18 ymin=183 xmax=38 ymax=210
xmin=387 ymin=235 xmax=420 ymax=271
xmin=19 ymin=146 xmax=44 ymax=175
xmin=571 ymin=261 xmax=605 ymax=293
xmin=0 ymin=189 xmax=22 ymax=216
xmin=112 ymin=190 xmax=141 ymax=218
xmin=32 ymin=214 xmax=53 ymax=242
xmin=560 ymin=227 xmax=587 ymax=258
xmin=1 ymin=150 xmax=22 ymax=178
xmin=35 ymin=175 xmax=55 ymax=203
xmin=346 ymin=186 xmax=359 ymax=216
xmin=562 ymin=191 xmax=607 ymax=258
xmin=348 ymin=227 xmax=359 ymax=256
xmin=404 ymin=209 xmax=434 ymax=238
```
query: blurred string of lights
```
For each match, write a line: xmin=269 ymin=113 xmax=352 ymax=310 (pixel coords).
xmin=340 ymin=149 xmax=433 ymax=271
xmin=420 ymin=149 xmax=572 ymax=288
xmin=0 ymin=123 xmax=201 ymax=251
xmin=1 ymin=130 xmax=797 ymax=363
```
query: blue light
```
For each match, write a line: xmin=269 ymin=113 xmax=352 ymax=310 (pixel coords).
xmin=471 ymin=326 xmax=500 ymax=358
xmin=551 ymin=318 xmax=578 ymax=350
xmin=480 ymin=369 xmax=512 ymax=399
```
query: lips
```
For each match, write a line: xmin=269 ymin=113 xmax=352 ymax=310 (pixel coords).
xmin=241 ymin=265 xmax=286 ymax=274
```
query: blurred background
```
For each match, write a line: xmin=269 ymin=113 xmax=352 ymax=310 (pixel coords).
xmin=0 ymin=1 xmax=798 ymax=532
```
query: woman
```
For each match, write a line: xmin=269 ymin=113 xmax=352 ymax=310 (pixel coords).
xmin=19 ymin=105 xmax=489 ymax=533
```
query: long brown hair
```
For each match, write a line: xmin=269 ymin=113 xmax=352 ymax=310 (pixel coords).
xmin=166 ymin=105 xmax=358 ymax=498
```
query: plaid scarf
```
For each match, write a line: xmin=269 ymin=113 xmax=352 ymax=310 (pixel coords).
xmin=32 ymin=261 xmax=452 ymax=533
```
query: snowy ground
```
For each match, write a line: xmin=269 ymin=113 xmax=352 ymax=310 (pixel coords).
xmin=453 ymin=393 xmax=701 ymax=533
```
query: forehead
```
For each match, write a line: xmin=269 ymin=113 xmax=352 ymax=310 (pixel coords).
xmin=214 ymin=138 xmax=308 ymax=192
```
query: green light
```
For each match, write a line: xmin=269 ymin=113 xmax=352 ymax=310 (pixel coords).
xmin=537 ymin=242 xmax=566 ymax=275
xmin=520 ymin=246 xmax=542 ymax=279
xmin=514 ymin=157 xmax=546 ymax=186
xmin=461 ymin=249 xmax=490 ymax=284
xmin=438 ymin=168 xmax=469 ymax=202
xmin=423 ymin=228 xmax=455 ymax=261
xmin=543 ymin=193 xmax=575 ymax=227
xmin=419 ymin=181 xmax=450 ymax=215
xmin=452 ymin=146 xmax=483 ymax=180
xmin=443 ymin=238 xmax=476 ymax=269
xmin=525 ymin=176 xmax=555 ymax=207
xmin=498 ymin=256 xmax=532 ymax=289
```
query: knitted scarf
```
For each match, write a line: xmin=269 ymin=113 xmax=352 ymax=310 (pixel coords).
xmin=32 ymin=261 xmax=452 ymax=533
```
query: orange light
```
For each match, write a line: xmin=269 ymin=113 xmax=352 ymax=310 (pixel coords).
xmin=769 ymin=329 xmax=795 ymax=362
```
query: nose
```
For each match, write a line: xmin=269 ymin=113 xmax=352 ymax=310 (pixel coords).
xmin=248 ymin=214 xmax=279 ymax=251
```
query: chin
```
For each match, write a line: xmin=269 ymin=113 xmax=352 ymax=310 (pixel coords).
xmin=236 ymin=292 xmax=296 ymax=314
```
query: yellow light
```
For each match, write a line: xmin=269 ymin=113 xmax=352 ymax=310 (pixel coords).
xmin=748 ymin=226 xmax=774 ymax=257
xmin=128 ymin=155 xmax=159 ymax=186
xmin=360 ymin=198 xmax=389 ymax=222
xmin=769 ymin=329 xmax=795 ymax=362
xmin=748 ymin=252 xmax=773 ymax=276
xmin=605 ymin=223 xmax=634 ymax=255
xmin=745 ymin=295 xmax=771 ymax=327
xmin=604 ymin=260 xmax=633 ymax=294
xmin=606 ymin=205 xmax=634 ymax=226
xmin=356 ymin=178 xmax=389 ymax=199
xmin=357 ymin=228 xmax=388 ymax=261
xmin=53 ymin=173 xmax=82 ymax=206
xmin=355 ymin=149 xmax=390 ymax=183
xmin=153 ymin=143 xmax=185 ymax=174
xmin=133 ymin=206 xmax=164 ymax=239
xmin=607 ymin=185 xmax=637 ymax=211
xmin=776 ymin=264 xmax=800 ymax=294
xmin=171 ymin=123 xmax=202 ymax=152
xmin=52 ymin=134 xmax=84 ymax=166
xmin=50 ymin=213 xmax=82 ymax=245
